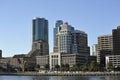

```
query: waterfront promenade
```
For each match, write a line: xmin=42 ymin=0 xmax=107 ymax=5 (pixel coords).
xmin=0 ymin=71 xmax=120 ymax=76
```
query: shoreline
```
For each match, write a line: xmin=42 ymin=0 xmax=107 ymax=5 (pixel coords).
xmin=0 ymin=72 xmax=120 ymax=76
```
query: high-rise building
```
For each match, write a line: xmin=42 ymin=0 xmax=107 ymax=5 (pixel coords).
xmin=53 ymin=20 xmax=63 ymax=52
xmin=71 ymin=30 xmax=90 ymax=55
xmin=0 ymin=50 xmax=2 ymax=58
xmin=49 ymin=21 xmax=90 ymax=69
xmin=54 ymin=22 xmax=89 ymax=55
xmin=54 ymin=20 xmax=63 ymax=45
xmin=112 ymin=26 xmax=120 ymax=55
xmin=92 ymin=44 xmax=98 ymax=56
xmin=56 ymin=22 xmax=74 ymax=53
xmin=50 ymin=21 xmax=90 ymax=70
xmin=27 ymin=17 xmax=49 ymax=57
xmin=97 ymin=34 xmax=113 ymax=67
xmin=32 ymin=17 xmax=48 ymax=43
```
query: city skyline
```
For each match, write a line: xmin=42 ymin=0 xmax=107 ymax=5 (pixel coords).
xmin=0 ymin=0 xmax=120 ymax=57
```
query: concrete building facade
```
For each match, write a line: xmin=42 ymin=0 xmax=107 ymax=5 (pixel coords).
xmin=106 ymin=55 xmax=120 ymax=69
xmin=49 ymin=52 xmax=61 ymax=70
xmin=61 ymin=54 xmax=87 ymax=67
xmin=28 ymin=40 xmax=49 ymax=57
xmin=49 ymin=52 xmax=87 ymax=70
xmin=0 ymin=57 xmax=36 ymax=71
xmin=36 ymin=55 xmax=49 ymax=68
xmin=55 ymin=22 xmax=74 ymax=53
xmin=71 ymin=30 xmax=90 ymax=55
xmin=50 ymin=21 xmax=90 ymax=70
xmin=54 ymin=22 xmax=89 ymax=55
xmin=97 ymin=34 xmax=113 ymax=67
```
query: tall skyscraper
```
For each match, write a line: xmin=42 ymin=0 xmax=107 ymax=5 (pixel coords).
xmin=32 ymin=17 xmax=48 ymax=43
xmin=27 ymin=17 xmax=49 ymax=57
xmin=53 ymin=20 xmax=63 ymax=52
xmin=92 ymin=44 xmax=98 ymax=56
xmin=0 ymin=50 xmax=2 ymax=58
xmin=112 ymin=26 xmax=120 ymax=55
xmin=97 ymin=34 xmax=113 ymax=67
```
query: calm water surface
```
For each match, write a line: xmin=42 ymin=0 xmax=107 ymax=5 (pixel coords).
xmin=0 ymin=76 xmax=119 ymax=80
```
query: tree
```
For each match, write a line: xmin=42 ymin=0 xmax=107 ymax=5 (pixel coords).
xmin=81 ymin=64 xmax=88 ymax=71
xmin=89 ymin=61 xmax=100 ymax=71
xmin=61 ymin=64 xmax=65 ymax=71
xmin=106 ymin=61 xmax=113 ymax=71
xmin=25 ymin=63 xmax=36 ymax=71
xmin=35 ymin=64 xmax=40 ymax=71
xmin=44 ymin=64 xmax=49 ymax=70
xmin=71 ymin=63 xmax=80 ymax=71
xmin=55 ymin=64 xmax=60 ymax=71
xmin=75 ymin=63 xmax=80 ymax=70
xmin=35 ymin=64 xmax=40 ymax=68
xmin=64 ymin=64 xmax=70 ymax=71
xmin=89 ymin=61 xmax=96 ymax=71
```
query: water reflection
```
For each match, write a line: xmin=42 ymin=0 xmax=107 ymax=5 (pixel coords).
xmin=0 ymin=76 xmax=119 ymax=80
xmin=32 ymin=76 xmax=120 ymax=80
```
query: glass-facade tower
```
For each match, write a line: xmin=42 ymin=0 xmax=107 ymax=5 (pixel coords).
xmin=32 ymin=17 xmax=48 ymax=43
xmin=54 ymin=20 xmax=63 ymax=46
xmin=27 ymin=17 xmax=49 ymax=57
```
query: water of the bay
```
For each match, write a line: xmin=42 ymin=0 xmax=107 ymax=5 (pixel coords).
xmin=0 ymin=76 xmax=119 ymax=80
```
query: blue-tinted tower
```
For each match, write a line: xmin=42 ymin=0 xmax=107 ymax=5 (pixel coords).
xmin=53 ymin=20 xmax=63 ymax=47
xmin=32 ymin=17 xmax=48 ymax=43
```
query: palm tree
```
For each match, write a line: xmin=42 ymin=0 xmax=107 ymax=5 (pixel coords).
xmin=89 ymin=61 xmax=100 ymax=71
xmin=89 ymin=61 xmax=96 ymax=71
xmin=81 ymin=64 xmax=88 ymax=71
xmin=106 ymin=61 xmax=113 ymax=71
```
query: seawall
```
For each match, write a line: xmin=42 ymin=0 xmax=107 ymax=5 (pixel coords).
xmin=0 ymin=72 xmax=120 ymax=76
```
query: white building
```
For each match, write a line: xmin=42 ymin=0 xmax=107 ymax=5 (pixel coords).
xmin=92 ymin=44 xmax=98 ymax=56
xmin=49 ymin=52 xmax=61 ymax=70
xmin=106 ymin=55 xmax=120 ymax=68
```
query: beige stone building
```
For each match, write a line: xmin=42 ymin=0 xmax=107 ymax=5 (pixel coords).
xmin=97 ymin=34 xmax=113 ymax=65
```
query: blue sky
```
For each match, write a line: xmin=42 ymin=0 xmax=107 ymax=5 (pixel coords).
xmin=0 ymin=0 xmax=120 ymax=57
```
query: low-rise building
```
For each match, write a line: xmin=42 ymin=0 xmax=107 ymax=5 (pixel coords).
xmin=49 ymin=52 xmax=61 ymax=70
xmin=36 ymin=55 xmax=49 ymax=68
xmin=49 ymin=52 xmax=87 ymax=70
xmin=0 ymin=57 xmax=36 ymax=71
xmin=87 ymin=56 xmax=97 ymax=64
xmin=106 ymin=55 xmax=120 ymax=69
xmin=61 ymin=53 xmax=86 ymax=67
